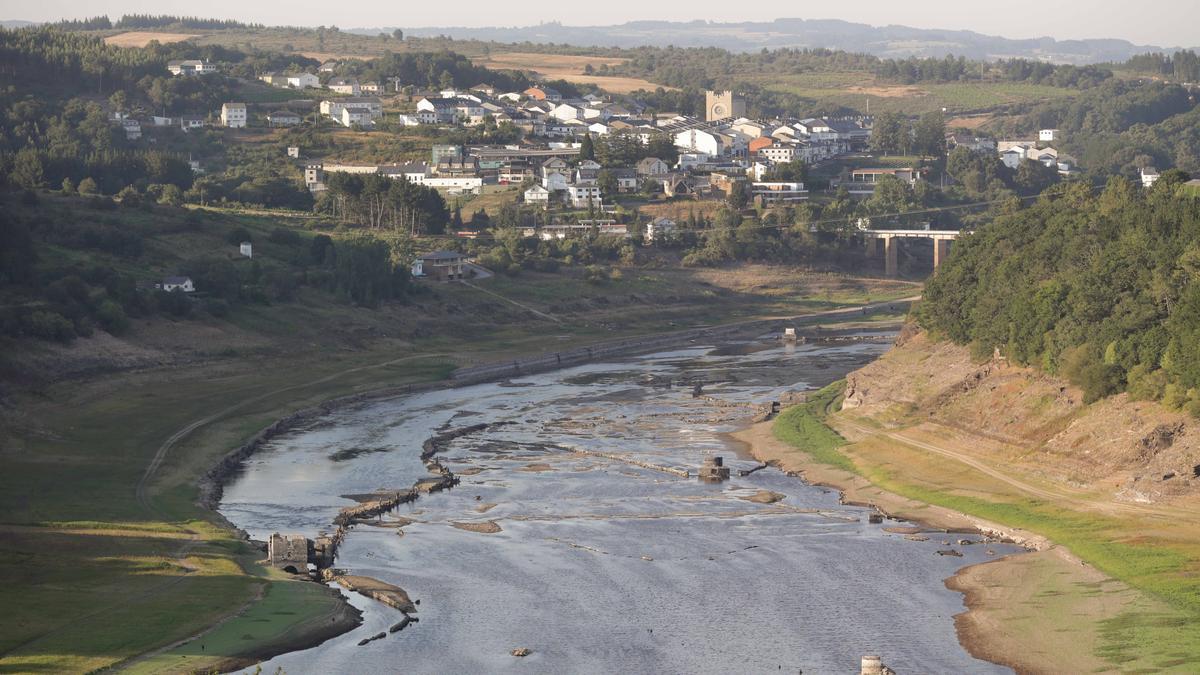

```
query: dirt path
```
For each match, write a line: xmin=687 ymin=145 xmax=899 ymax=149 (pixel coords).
xmin=837 ymin=419 xmax=1184 ymax=522
xmin=460 ymin=280 xmax=563 ymax=323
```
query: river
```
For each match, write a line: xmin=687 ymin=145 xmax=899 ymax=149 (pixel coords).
xmin=220 ymin=329 xmax=1019 ymax=674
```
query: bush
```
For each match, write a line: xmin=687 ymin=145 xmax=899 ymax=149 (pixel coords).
xmin=204 ymin=298 xmax=231 ymax=317
xmin=155 ymin=290 xmax=192 ymax=317
xmin=26 ymin=310 xmax=76 ymax=342
xmin=310 ymin=234 xmax=333 ymax=263
xmin=88 ymin=196 xmax=116 ymax=211
xmin=226 ymin=226 xmax=252 ymax=245
xmin=78 ymin=177 xmax=99 ymax=195
xmin=268 ymin=227 xmax=302 ymax=246
xmin=1078 ymin=363 xmax=1125 ymax=403
xmin=584 ymin=264 xmax=610 ymax=284
xmin=116 ymin=186 xmax=141 ymax=207
xmin=95 ymin=299 xmax=130 ymax=335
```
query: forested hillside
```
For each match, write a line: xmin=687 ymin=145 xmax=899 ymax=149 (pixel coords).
xmin=919 ymin=174 xmax=1200 ymax=409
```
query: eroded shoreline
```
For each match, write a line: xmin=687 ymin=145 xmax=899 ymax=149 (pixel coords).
xmin=729 ymin=418 xmax=1079 ymax=674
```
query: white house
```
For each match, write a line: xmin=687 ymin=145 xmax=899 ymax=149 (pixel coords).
xmin=318 ymin=60 xmax=339 ymax=73
xmin=644 ymin=217 xmax=676 ymax=243
xmin=551 ymin=103 xmax=584 ymax=121
xmin=1000 ymin=146 xmax=1028 ymax=170
xmin=541 ymin=157 xmax=571 ymax=190
xmin=340 ymin=106 xmax=375 ymax=128
xmin=751 ymin=181 xmax=809 ymax=204
xmin=159 ymin=276 xmax=195 ymax=292
xmin=287 ymin=73 xmax=320 ymax=89
xmin=167 ymin=60 xmax=216 ymax=76
xmin=378 ymin=162 xmax=430 ymax=184
xmin=417 ymin=97 xmax=461 ymax=124
xmin=1141 ymin=167 xmax=1161 ymax=188
xmin=1039 ymin=129 xmax=1060 ymax=142
xmin=329 ymin=78 xmax=361 ymax=96
xmin=220 ymin=102 xmax=247 ymax=128
xmin=635 ymin=157 xmax=670 ymax=177
xmin=121 ymin=119 xmax=142 ymax=140
xmin=524 ymin=184 xmax=551 ymax=205
xmin=264 ymin=110 xmax=299 ymax=128
xmin=239 ymin=241 xmax=253 ymax=258
xmin=421 ymin=176 xmax=483 ymax=193
xmin=287 ymin=146 xmax=301 ymax=158
xmin=180 ymin=115 xmax=207 ymax=131
xmin=674 ymin=128 xmax=727 ymax=157
xmin=567 ymin=185 xmax=601 ymax=208
xmin=759 ymin=142 xmax=797 ymax=164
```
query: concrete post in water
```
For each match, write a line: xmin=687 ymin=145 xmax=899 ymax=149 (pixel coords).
xmin=884 ymin=236 xmax=899 ymax=277
xmin=860 ymin=654 xmax=895 ymax=674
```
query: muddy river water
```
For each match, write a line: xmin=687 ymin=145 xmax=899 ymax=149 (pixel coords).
xmin=221 ymin=330 xmax=1019 ymax=674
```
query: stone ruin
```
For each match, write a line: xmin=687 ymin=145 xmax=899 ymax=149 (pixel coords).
xmin=861 ymin=654 xmax=896 ymax=675
xmin=698 ymin=455 xmax=731 ymax=483
xmin=268 ymin=532 xmax=312 ymax=572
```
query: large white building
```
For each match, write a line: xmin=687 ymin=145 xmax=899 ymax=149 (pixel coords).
xmin=287 ymin=73 xmax=320 ymax=89
xmin=220 ymin=102 xmax=247 ymax=128
xmin=167 ymin=60 xmax=217 ymax=76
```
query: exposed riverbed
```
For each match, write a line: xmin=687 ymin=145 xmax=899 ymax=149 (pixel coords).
xmin=221 ymin=330 xmax=1020 ymax=673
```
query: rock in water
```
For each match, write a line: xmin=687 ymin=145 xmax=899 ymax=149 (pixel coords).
xmin=511 ymin=647 xmax=532 ymax=657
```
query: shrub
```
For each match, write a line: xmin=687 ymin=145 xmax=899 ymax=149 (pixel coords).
xmin=116 ymin=186 xmax=141 ymax=207
xmin=268 ymin=227 xmax=302 ymax=246
xmin=204 ymin=298 xmax=230 ymax=317
xmin=95 ymin=299 xmax=130 ymax=335
xmin=78 ymin=177 xmax=99 ymax=195
xmin=226 ymin=226 xmax=252 ymax=245
xmin=26 ymin=310 xmax=76 ymax=342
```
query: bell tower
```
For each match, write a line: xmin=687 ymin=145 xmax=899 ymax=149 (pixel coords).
xmin=705 ymin=90 xmax=745 ymax=122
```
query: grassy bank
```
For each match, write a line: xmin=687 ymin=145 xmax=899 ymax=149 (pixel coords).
xmin=771 ymin=378 xmax=1200 ymax=672
xmin=771 ymin=381 xmax=856 ymax=473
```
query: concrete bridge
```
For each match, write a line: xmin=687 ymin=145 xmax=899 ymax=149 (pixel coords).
xmin=862 ymin=229 xmax=967 ymax=277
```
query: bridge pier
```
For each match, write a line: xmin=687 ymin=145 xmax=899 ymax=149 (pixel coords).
xmin=866 ymin=236 xmax=878 ymax=259
xmin=933 ymin=238 xmax=950 ymax=270
xmin=884 ymin=237 xmax=898 ymax=277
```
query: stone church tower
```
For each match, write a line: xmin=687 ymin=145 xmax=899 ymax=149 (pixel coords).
xmin=705 ymin=90 xmax=746 ymax=122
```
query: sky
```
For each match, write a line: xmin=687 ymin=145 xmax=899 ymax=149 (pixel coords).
xmin=4 ymin=0 xmax=1198 ymax=47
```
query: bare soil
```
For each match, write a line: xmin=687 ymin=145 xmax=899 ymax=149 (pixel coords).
xmin=104 ymin=31 xmax=199 ymax=47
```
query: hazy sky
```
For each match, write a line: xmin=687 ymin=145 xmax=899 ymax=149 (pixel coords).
xmin=5 ymin=0 xmax=1198 ymax=47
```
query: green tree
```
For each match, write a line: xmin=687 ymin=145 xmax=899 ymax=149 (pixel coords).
xmin=78 ymin=177 xmax=100 ymax=195
xmin=11 ymin=148 xmax=45 ymax=189
xmin=727 ymin=181 xmax=750 ymax=210
xmin=579 ymin=133 xmax=596 ymax=161
xmin=912 ymin=110 xmax=946 ymax=157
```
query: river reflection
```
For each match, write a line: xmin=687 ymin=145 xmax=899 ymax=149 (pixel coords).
xmin=223 ymin=331 xmax=1018 ymax=674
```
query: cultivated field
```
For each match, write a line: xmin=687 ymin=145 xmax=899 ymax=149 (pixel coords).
xmin=747 ymin=70 xmax=1077 ymax=115
xmin=103 ymin=31 xmax=199 ymax=47
xmin=472 ymin=52 xmax=670 ymax=93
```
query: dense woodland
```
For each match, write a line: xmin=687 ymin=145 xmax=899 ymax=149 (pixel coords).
xmin=921 ymin=175 xmax=1200 ymax=409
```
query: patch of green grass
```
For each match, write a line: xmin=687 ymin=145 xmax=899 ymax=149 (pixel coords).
xmin=772 ymin=381 xmax=858 ymax=474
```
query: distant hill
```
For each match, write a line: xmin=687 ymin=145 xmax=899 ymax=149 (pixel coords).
xmin=368 ymin=18 xmax=1190 ymax=64
xmin=0 ymin=20 xmax=37 ymax=29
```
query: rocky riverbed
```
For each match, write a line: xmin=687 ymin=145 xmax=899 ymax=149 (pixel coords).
xmin=222 ymin=330 xmax=1021 ymax=674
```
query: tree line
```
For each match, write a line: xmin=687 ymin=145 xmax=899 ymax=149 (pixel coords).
xmin=921 ymin=174 xmax=1200 ymax=409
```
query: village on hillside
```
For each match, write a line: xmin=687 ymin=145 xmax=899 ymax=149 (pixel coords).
xmin=113 ymin=58 xmax=1096 ymax=252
